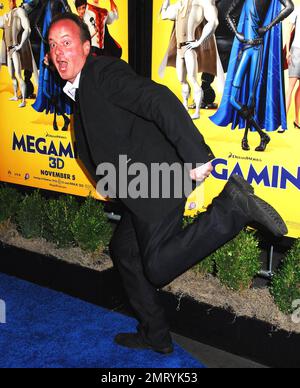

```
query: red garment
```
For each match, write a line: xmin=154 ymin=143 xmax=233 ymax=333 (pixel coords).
xmin=110 ymin=0 xmax=118 ymax=13
xmin=87 ymin=1 xmax=119 ymax=49
xmin=87 ymin=3 xmax=108 ymax=49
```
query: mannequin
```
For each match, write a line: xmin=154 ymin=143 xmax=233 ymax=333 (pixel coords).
xmin=161 ymin=0 xmax=219 ymax=120
xmin=21 ymin=0 xmax=41 ymax=99
xmin=0 ymin=0 xmax=37 ymax=107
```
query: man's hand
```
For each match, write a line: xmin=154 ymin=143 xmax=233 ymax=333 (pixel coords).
xmin=43 ymin=52 xmax=50 ymax=67
xmin=189 ymin=162 xmax=213 ymax=182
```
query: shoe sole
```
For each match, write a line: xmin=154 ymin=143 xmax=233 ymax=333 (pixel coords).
xmin=247 ymin=195 xmax=288 ymax=237
xmin=226 ymin=175 xmax=288 ymax=237
xmin=229 ymin=174 xmax=254 ymax=194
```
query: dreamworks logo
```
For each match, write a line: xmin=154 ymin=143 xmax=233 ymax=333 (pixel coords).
xmin=291 ymin=300 xmax=300 ymax=324
xmin=0 ymin=300 xmax=6 ymax=324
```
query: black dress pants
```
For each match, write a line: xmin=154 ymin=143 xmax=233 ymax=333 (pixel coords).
xmin=109 ymin=188 xmax=249 ymax=348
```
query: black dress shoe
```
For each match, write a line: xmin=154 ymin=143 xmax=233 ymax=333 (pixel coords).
xmin=114 ymin=333 xmax=174 ymax=355
xmin=224 ymin=175 xmax=288 ymax=237
xmin=61 ymin=115 xmax=70 ymax=131
xmin=255 ymin=135 xmax=271 ymax=152
xmin=242 ymin=138 xmax=250 ymax=151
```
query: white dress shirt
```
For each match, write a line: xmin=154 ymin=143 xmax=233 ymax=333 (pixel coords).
xmin=63 ymin=72 xmax=81 ymax=102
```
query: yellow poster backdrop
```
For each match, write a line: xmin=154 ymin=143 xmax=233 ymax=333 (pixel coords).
xmin=0 ymin=0 xmax=128 ymax=200
xmin=152 ymin=0 xmax=300 ymax=238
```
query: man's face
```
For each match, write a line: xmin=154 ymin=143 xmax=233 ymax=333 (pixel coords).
xmin=9 ymin=0 xmax=16 ymax=10
xmin=77 ymin=4 xmax=87 ymax=19
xmin=48 ymin=20 xmax=90 ymax=83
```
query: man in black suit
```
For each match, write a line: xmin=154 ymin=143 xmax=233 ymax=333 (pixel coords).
xmin=48 ymin=13 xmax=288 ymax=355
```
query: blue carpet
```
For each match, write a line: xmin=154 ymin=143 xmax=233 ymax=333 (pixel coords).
xmin=0 ymin=273 xmax=205 ymax=368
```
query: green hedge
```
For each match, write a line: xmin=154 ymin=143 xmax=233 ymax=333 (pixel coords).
xmin=16 ymin=191 xmax=45 ymax=239
xmin=213 ymin=231 xmax=262 ymax=291
xmin=0 ymin=187 xmax=112 ymax=252
xmin=43 ymin=195 xmax=79 ymax=247
xmin=0 ymin=187 xmax=22 ymax=223
xmin=71 ymin=196 xmax=113 ymax=252
xmin=271 ymin=240 xmax=300 ymax=314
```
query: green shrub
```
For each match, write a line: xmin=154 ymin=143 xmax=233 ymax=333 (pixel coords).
xmin=193 ymin=257 xmax=215 ymax=277
xmin=0 ymin=187 xmax=22 ymax=223
xmin=213 ymin=231 xmax=261 ymax=291
xmin=43 ymin=195 xmax=79 ymax=247
xmin=16 ymin=190 xmax=45 ymax=239
xmin=71 ymin=196 xmax=112 ymax=252
xmin=271 ymin=240 xmax=300 ymax=314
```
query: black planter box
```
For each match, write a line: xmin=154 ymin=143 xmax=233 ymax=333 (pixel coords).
xmin=0 ymin=242 xmax=299 ymax=368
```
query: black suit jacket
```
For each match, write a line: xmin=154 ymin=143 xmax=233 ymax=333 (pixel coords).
xmin=73 ymin=56 xmax=214 ymax=223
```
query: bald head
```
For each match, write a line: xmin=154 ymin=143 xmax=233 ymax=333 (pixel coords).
xmin=48 ymin=18 xmax=90 ymax=83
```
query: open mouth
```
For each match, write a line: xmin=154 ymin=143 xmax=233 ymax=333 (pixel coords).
xmin=58 ymin=61 xmax=68 ymax=73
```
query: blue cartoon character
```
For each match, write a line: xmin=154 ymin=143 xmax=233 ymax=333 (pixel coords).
xmin=210 ymin=0 xmax=294 ymax=152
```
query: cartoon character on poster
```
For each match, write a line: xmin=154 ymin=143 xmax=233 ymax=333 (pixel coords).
xmin=0 ymin=0 xmax=38 ymax=107
xmin=210 ymin=0 xmax=294 ymax=152
xmin=75 ymin=0 xmax=99 ymax=55
xmin=83 ymin=0 xmax=122 ymax=58
xmin=32 ymin=0 xmax=72 ymax=131
xmin=159 ymin=0 xmax=222 ymax=120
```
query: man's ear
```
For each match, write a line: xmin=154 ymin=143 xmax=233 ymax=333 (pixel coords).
xmin=83 ymin=40 xmax=91 ymax=56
